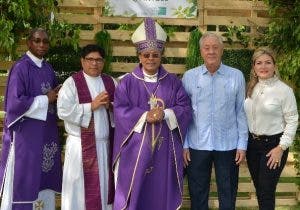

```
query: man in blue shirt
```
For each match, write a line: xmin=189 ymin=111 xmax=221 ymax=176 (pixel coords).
xmin=182 ymin=32 xmax=248 ymax=210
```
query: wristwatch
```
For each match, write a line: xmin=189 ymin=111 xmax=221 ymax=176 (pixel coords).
xmin=279 ymin=144 xmax=288 ymax=151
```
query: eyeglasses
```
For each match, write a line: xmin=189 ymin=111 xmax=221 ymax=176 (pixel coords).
xmin=141 ymin=53 xmax=160 ymax=59
xmin=84 ymin=57 xmax=104 ymax=64
xmin=31 ymin=38 xmax=50 ymax=44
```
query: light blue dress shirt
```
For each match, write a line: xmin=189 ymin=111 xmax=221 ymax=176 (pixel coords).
xmin=182 ymin=64 xmax=248 ymax=151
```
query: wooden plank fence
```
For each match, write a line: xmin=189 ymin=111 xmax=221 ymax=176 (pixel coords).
xmin=0 ymin=0 xmax=299 ymax=208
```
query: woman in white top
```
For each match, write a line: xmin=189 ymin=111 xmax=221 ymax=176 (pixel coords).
xmin=244 ymin=47 xmax=298 ymax=210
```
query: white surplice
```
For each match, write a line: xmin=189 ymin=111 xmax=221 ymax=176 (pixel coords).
xmin=57 ymin=72 xmax=115 ymax=210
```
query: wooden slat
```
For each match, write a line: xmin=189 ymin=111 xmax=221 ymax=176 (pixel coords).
xmin=58 ymin=0 xmax=103 ymax=7
xmin=207 ymin=9 xmax=252 ymax=17
xmin=0 ymin=61 xmax=13 ymax=71
xmin=107 ymin=30 xmax=190 ymax=43
xmin=58 ymin=7 xmax=94 ymax=14
xmin=56 ymin=13 xmax=98 ymax=24
xmin=98 ymin=16 xmax=201 ymax=26
xmin=204 ymin=0 xmax=254 ymax=10
xmin=111 ymin=62 xmax=186 ymax=74
xmin=204 ymin=16 xmax=269 ymax=26
xmin=111 ymin=46 xmax=188 ymax=58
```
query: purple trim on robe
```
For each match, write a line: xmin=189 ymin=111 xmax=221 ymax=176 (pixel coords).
xmin=0 ymin=54 xmax=62 ymax=205
xmin=113 ymin=65 xmax=192 ymax=210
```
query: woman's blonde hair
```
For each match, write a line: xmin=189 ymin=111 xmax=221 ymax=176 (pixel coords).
xmin=246 ymin=47 xmax=280 ymax=98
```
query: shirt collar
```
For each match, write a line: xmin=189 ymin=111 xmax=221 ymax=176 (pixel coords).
xmin=201 ymin=63 xmax=225 ymax=75
xmin=26 ymin=51 xmax=44 ymax=68
xmin=258 ymin=75 xmax=279 ymax=86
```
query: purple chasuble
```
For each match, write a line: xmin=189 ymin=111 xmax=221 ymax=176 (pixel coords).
xmin=72 ymin=71 xmax=115 ymax=210
xmin=0 ymin=54 xmax=62 ymax=206
xmin=113 ymin=65 xmax=192 ymax=210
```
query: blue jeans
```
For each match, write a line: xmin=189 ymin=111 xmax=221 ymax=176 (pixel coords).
xmin=187 ymin=149 xmax=239 ymax=210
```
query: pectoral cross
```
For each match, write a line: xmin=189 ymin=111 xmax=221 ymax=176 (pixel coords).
xmin=148 ymin=94 xmax=158 ymax=109
xmin=148 ymin=94 xmax=165 ymax=153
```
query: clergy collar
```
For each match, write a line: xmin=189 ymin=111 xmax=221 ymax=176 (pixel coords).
xmin=142 ymin=69 xmax=158 ymax=83
xmin=83 ymin=71 xmax=101 ymax=81
xmin=132 ymin=64 xmax=168 ymax=81
xmin=26 ymin=51 xmax=44 ymax=68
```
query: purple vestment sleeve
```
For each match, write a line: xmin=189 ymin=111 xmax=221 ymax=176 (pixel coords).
xmin=4 ymin=57 xmax=35 ymax=128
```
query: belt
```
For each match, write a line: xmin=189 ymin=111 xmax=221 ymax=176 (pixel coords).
xmin=249 ymin=132 xmax=283 ymax=141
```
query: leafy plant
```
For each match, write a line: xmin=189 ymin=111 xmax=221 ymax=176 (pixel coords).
xmin=172 ymin=0 xmax=197 ymax=18
xmin=262 ymin=0 xmax=300 ymax=185
xmin=0 ymin=0 xmax=80 ymax=59
xmin=94 ymin=30 xmax=113 ymax=74
xmin=222 ymin=26 xmax=250 ymax=48
xmin=186 ymin=28 xmax=202 ymax=70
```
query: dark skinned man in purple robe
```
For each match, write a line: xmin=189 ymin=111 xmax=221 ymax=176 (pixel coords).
xmin=0 ymin=28 xmax=62 ymax=210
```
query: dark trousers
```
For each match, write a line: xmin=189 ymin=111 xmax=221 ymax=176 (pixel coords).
xmin=187 ymin=149 xmax=239 ymax=210
xmin=246 ymin=133 xmax=288 ymax=210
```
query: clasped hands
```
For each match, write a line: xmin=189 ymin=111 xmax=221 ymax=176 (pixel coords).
xmin=146 ymin=107 xmax=164 ymax=124
xmin=91 ymin=91 xmax=111 ymax=111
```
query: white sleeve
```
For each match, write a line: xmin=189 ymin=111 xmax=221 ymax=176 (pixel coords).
xmin=24 ymin=95 xmax=49 ymax=121
xmin=57 ymin=77 xmax=92 ymax=128
xmin=279 ymin=88 xmax=299 ymax=148
xmin=164 ymin=108 xmax=178 ymax=130
xmin=133 ymin=112 xmax=148 ymax=133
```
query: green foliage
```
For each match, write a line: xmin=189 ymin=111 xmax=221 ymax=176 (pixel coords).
xmin=103 ymin=0 xmax=115 ymax=16
xmin=172 ymin=0 xmax=197 ymax=18
xmin=222 ymin=49 xmax=253 ymax=81
xmin=47 ymin=45 xmax=81 ymax=83
xmin=0 ymin=17 xmax=15 ymax=56
xmin=186 ymin=28 xmax=202 ymax=70
xmin=222 ymin=26 xmax=251 ymax=48
xmin=0 ymin=0 xmax=80 ymax=59
xmin=262 ymin=0 xmax=300 ymax=185
xmin=94 ymin=30 xmax=113 ymax=74
xmin=262 ymin=0 xmax=300 ymax=99
xmin=47 ymin=21 xmax=80 ymax=51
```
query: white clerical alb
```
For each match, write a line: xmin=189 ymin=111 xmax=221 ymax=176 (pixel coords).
xmin=57 ymin=72 xmax=114 ymax=210
xmin=244 ymin=76 xmax=298 ymax=149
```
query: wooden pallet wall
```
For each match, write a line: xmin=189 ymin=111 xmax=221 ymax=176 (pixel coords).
xmin=0 ymin=0 xmax=299 ymax=208
xmin=0 ymin=0 xmax=270 ymax=74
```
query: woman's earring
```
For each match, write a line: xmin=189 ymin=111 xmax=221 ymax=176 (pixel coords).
xmin=254 ymin=72 xmax=257 ymax=78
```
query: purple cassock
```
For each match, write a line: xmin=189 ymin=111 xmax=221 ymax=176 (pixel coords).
xmin=0 ymin=54 xmax=62 ymax=208
xmin=113 ymin=65 xmax=192 ymax=210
